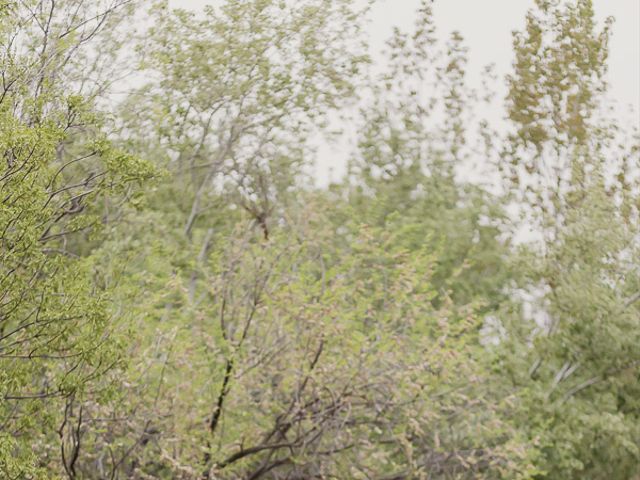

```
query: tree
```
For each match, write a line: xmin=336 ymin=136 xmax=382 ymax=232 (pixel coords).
xmin=2 ymin=0 xmax=637 ymax=478
xmin=491 ymin=0 xmax=640 ymax=477
xmin=345 ymin=3 xmax=511 ymax=312
xmin=65 ymin=3 xmax=523 ymax=478
xmin=0 ymin=1 xmax=153 ymax=476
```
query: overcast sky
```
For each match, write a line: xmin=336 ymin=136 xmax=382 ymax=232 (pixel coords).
xmin=170 ymin=0 xmax=640 ymax=183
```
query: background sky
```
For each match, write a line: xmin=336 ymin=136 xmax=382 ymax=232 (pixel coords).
xmin=170 ymin=0 xmax=640 ymax=183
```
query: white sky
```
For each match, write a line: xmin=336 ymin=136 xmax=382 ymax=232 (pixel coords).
xmin=169 ymin=0 xmax=640 ymax=183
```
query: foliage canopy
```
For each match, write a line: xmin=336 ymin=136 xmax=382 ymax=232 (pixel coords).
xmin=0 ymin=0 xmax=638 ymax=479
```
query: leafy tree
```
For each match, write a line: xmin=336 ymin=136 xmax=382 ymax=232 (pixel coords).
xmin=491 ymin=0 xmax=640 ymax=477
xmin=0 ymin=1 xmax=153 ymax=476
xmin=344 ymin=3 xmax=511 ymax=311
xmin=1 ymin=0 xmax=637 ymax=478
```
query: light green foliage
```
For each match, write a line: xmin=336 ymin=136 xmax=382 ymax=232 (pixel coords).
xmin=346 ymin=4 xmax=510 ymax=310
xmin=122 ymin=0 xmax=371 ymax=240
xmin=90 ymin=205 xmax=516 ymax=479
xmin=1 ymin=0 xmax=637 ymax=479
xmin=492 ymin=0 xmax=640 ymax=477
xmin=0 ymin=1 xmax=154 ymax=477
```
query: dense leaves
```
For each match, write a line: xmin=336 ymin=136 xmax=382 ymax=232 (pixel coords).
xmin=0 ymin=0 xmax=638 ymax=479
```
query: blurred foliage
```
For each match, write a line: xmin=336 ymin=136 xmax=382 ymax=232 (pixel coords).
xmin=0 ymin=0 xmax=638 ymax=479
